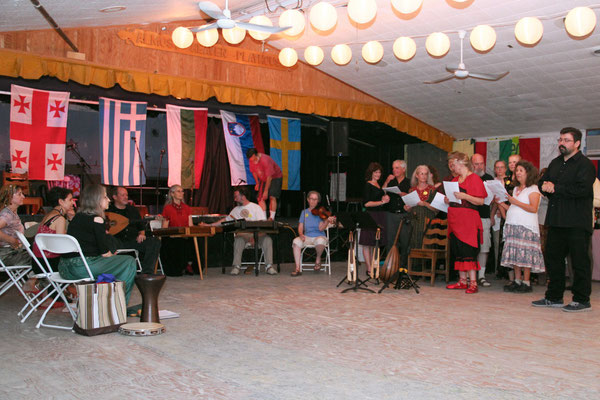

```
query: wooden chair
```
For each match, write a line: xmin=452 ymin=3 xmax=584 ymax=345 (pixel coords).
xmin=407 ymin=218 xmax=449 ymax=286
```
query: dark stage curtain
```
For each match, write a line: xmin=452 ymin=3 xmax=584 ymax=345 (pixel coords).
xmin=193 ymin=118 xmax=233 ymax=214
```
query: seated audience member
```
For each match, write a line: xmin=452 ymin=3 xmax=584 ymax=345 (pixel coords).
xmin=108 ymin=186 xmax=160 ymax=274
xmin=160 ymin=185 xmax=196 ymax=276
xmin=60 ymin=184 xmax=136 ymax=303
xmin=0 ymin=184 xmax=31 ymax=266
xmin=212 ymin=187 xmax=276 ymax=276
xmin=291 ymin=191 xmax=336 ymax=277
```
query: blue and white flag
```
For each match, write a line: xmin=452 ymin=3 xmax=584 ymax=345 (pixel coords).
xmin=220 ymin=110 xmax=265 ymax=186
xmin=99 ymin=97 xmax=147 ymax=186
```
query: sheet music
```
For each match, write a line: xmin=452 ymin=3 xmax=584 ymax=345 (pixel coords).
xmin=484 ymin=180 xmax=508 ymax=203
xmin=329 ymin=173 xmax=346 ymax=202
xmin=430 ymin=192 xmax=449 ymax=213
xmin=401 ymin=190 xmax=421 ymax=207
xmin=443 ymin=181 xmax=461 ymax=204
xmin=383 ymin=186 xmax=402 ymax=195
xmin=483 ymin=185 xmax=494 ymax=205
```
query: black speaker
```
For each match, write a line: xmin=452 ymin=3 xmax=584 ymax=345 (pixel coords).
xmin=327 ymin=121 xmax=349 ymax=157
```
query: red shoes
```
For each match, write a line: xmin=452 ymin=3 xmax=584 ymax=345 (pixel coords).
xmin=465 ymin=282 xmax=478 ymax=294
xmin=446 ymin=280 xmax=467 ymax=290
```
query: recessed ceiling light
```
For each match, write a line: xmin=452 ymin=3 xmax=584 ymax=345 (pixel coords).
xmin=99 ymin=6 xmax=126 ymax=13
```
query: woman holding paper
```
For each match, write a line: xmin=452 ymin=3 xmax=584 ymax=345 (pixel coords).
xmin=445 ymin=153 xmax=487 ymax=294
xmin=361 ymin=162 xmax=389 ymax=276
xmin=496 ymin=160 xmax=544 ymax=293
xmin=404 ymin=165 xmax=437 ymax=249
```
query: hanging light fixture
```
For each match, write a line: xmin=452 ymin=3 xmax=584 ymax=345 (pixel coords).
xmin=310 ymin=2 xmax=338 ymax=32
xmin=391 ymin=0 xmax=423 ymax=15
xmin=425 ymin=32 xmax=450 ymax=57
xmin=470 ymin=25 xmax=496 ymax=52
xmin=222 ymin=27 xmax=246 ymax=44
xmin=304 ymin=46 xmax=325 ymax=66
xmin=514 ymin=17 xmax=543 ymax=45
xmin=279 ymin=48 xmax=298 ymax=67
xmin=331 ymin=44 xmax=352 ymax=65
xmin=362 ymin=41 xmax=384 ymax=63
xmin=347 ymin=0 xmax=377 ymax=25
xmin=248 ymin=16 xmax=273 ymax=41
xmin=564 ymin=7 xmax=597 ymax=38
xmin=172 ymin=27 xmax=194 ymax=48
xmin=196 ymin=29 xmax=219 ymax=47
xmin=393 ymin=37 xmax=416 ymax=61
xmin=279 ymin=9 xmax=305 ymax=37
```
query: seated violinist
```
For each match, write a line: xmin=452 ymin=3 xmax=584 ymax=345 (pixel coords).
xmin=291 ymin=191 xmax=336 ymax=277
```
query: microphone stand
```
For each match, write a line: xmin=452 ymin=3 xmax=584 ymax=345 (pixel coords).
xmin=131 ymin=136 xmax=148 ymax=205
xmin=155 ymin=149 xmax=165 ymax=212
xmin=67 ymin=145 xmax=94 ymax=185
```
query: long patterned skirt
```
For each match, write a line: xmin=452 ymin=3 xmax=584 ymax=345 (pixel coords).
xmin=500 ymin=224 xmax=545 ymax=273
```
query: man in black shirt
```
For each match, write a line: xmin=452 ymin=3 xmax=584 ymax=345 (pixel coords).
xmin=383 ymin=160 xmax=413 ymax=264
xmin=472 ymin=153 xmax=494 ymax=287
xmin=107 ymin=187 xmax=161 ymax=274
xmin=533 ymin=127 xmax=595 ymax=312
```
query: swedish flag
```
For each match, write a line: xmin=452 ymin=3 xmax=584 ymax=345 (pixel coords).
xmin=268 ymin=115 xmax=301 ymax=190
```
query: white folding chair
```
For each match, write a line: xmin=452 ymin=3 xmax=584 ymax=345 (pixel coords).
xmin=300 ymin=227 xmax=332 ymax=275
xmin=240 ymin=241 xmax=266 ymax=272
xmin=15 ymin=231 xmax=55 ymax=323
xmin=115 ymin=248 xmax=142 ymax=272
xmin=0 ymin=250 xmax=32 ymax=299
xmin=35 ymin=234 xmax=95 ymax=330
xmin=148 ymin=220 xmax=165 ymax=275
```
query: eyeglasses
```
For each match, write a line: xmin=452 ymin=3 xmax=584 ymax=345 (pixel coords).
xmin=557 ymin=138 xmax=574 ymax=143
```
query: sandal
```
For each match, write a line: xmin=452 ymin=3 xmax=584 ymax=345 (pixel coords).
xmin=290 ymin=270 xmax=302 ymax=277
xmin=314 ymin=263 xmax=322 ymax=271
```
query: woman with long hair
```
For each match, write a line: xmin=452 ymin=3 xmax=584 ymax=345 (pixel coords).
xmin=0 ymin=184 xmax=30 ymax=266
xmin=404 ymin=165 xmax=438 ymax=250
xmin=496 ymin=160 xmax=545 ymax=292
xmin=160 ymin=185 xmax=195 ymax=276
xmin=61 ymin=184 xmax=136 ymax=303
xmin=445 ymin=153 xmax=487 ymax=294
xmin=360 ymin=162 xmax=389 ymax=276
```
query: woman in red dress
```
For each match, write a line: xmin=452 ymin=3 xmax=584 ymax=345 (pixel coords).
xmin=445 ymin=153 xmax=487 ymax=294
xmin=160 ymin=185 xmax=195 ymax=276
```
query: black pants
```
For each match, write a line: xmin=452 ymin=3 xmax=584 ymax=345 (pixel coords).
xmin=108 ymin=236 xmax=161 ymax=274
xmin=545 ymin=227 xmax=592 ymax=304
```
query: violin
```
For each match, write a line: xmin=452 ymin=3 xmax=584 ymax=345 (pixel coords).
xmin=311 ymin=206 xmax=332 ymax=220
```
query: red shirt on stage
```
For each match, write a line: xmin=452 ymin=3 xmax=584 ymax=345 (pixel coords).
xmin=448 ymin=173 xmax=486 ymax=249
xmin=249 ymin=153 xmax=283 ymax=181
xmin=162 ymin=203 xmax=191 ymax=227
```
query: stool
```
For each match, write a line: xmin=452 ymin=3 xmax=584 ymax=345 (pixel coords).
xmin=134 ymin=274 xmax=166 ymax=323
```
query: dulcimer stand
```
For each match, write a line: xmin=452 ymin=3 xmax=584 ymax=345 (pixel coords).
xmin=336 ymin=212 xmax=378 ymax=294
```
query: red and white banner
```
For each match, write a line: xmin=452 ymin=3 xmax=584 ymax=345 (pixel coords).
xmin=10 ymin=84 xmax=69 ymax=180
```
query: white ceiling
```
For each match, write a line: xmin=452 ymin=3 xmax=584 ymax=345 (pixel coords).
xmin=2 ymin=0 xmax=600 ymax=140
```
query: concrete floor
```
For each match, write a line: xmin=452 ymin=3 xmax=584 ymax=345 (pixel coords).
xmin=1 ymin=263 xmax=599 ymax=400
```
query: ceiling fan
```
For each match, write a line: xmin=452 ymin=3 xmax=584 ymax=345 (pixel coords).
xmin=194 ymin=1 xmax=290 ymax=34
xmin=424 ymin=30 xmax=509 ymax=84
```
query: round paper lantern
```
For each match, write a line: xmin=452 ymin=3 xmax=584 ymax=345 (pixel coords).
xmin=248 ymin=15 xmax=273 ymax=41
xmin=222 ymin=26 xmax=246 ymax=44
xmin=391 ymin=0 xmax=423 ymax=14
xmin=172 ymin=27 xmax=193 ymax=48
xmin=279 ymin=9 xmax=305 ymax=37
xmin=279 ymin=47 xmax=298 ymax=67
xmin=331 ymin=44 xmax=352 ymax=65
xmin=196 ymin=29 xmax=219 ymax=47
xmin=362 ymin=41 xmax=384 ymax=63
xmin=565 ymin=7 xmax=597 ymax=38
xmin=310 ymin=2 xmax=338 ymax=32
xmin=425 ymin=32 xmax=450 ymax=57
xmin=470 ymin=25 xmax=496 ymax=52
xmin=514 ymin=17 xmax=543 ymax=45
xmin=393 ymin=36 xmax=416 ymax=60
xmin=347 ymin=0 xmax=377 ymax=25
xmin=304 ymin=46 xmax=325 ymax=66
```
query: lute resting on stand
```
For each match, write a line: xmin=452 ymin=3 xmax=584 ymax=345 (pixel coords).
xmin=378 ymin=219 xmax=420 ymax=294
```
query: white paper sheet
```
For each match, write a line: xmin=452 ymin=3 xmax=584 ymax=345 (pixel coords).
xmin=430 ymin=192 xmax=449 ymax=213
xmin=484 ymin=180 xmax=508 ymax=203
xmin=383 ymin=186 xmax=402 ymax=195
xmin=443 ymin=181 xmax=461 ymax=204
xmin=483 ymin=184 xmax=494 ymax=205
xmin=401 ymin=190 xmax=421 ymax=207
xmin=159 ymin=310 xmax=180 ymax=319
xmin=492 ymin=217 xmax=501 ymax=232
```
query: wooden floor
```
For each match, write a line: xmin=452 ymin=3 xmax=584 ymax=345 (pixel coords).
xmin=1 ymin=263 xmax=599 ymax=400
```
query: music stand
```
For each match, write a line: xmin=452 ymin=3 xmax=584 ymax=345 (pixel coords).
xmin=336 ymin=211 xmax=379 ymax=294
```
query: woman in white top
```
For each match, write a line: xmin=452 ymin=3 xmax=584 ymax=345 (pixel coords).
xmin=496 ymin=160 xmax=545 ymax=293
